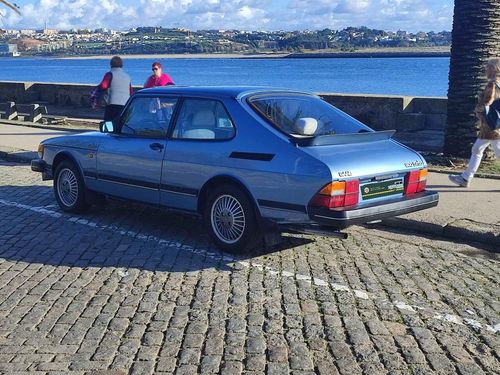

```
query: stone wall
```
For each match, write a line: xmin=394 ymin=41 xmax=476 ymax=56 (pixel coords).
xmin=319 ymin=92 xmax=447 ymax=132
xmin=319 ymin=93 xmax=447 ymax=152
xmin=0 ymin=81 xmax=447 ymax=150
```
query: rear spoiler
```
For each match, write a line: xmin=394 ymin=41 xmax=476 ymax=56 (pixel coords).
xmin=292 ymin=130 xmax=396 ymax=147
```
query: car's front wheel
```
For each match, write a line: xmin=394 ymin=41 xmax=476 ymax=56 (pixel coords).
xmin=53 ymin=160 xmax=89 ymax=213
xmin=205 ymin=185 xmax=261 ymax=253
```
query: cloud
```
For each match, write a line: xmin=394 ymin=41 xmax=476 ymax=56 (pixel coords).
xmin=335 ymin=0 xmax=371 ymax=14
xmin=0 ymin=0 xmax=453 ymax=31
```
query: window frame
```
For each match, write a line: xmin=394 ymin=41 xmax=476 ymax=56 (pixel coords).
xmin=167 ymin=97 xmax=237 ymax=142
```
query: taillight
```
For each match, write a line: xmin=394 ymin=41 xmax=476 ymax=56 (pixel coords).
xmin=311 ymin=180 xmax=360 ymax=209
xmin=405 ymin=168 xmax=427 ymax=195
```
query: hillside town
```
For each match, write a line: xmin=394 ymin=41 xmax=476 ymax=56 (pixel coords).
xmin=0 ymin=26 xmax=452 ymax=56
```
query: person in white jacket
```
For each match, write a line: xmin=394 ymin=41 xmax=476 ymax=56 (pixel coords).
xmin=98 ymin=56 xmax=133 ymax=122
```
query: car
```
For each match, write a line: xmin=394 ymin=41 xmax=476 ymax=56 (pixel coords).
xmin=31 ymin=86 xmax=438 ymax=253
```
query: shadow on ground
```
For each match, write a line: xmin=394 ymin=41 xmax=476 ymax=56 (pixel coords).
xmin=0 ymin=185 xmax=314 ymax=273
xmin=365 ymin=222 xmax=499 ymax=256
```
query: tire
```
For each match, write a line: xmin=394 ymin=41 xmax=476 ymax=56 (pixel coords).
xmin=204 ymin=184 xmax=262 ymax=254
xmin=53 ymin=160 xmax=89 ymax=213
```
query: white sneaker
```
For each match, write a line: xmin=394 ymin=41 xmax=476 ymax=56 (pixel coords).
xmin=448 ymin=174 xmax=470 ymax=187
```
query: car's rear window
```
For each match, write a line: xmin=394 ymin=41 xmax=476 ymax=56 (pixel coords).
xmin=248 ymin=94 xmax=371 ymax=137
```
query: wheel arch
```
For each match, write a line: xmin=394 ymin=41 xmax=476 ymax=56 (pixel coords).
xmin=197 ymin=174 xmax=261 ymax=219
xmin=52 ymin=151 xmax=84 ymax=178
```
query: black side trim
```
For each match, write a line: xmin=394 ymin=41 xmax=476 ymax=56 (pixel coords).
xmin=83 ymin=170 xmax=98 ymax=179
xmin=160 ymin=184 xmax=199 ymax=196
xmin=258 ymin=199 xmax=307 ymax=213
xmin=98 ymin=173 xmax=158 ymax=189
xmin=230 ymin=152 xmax=275 ymax=161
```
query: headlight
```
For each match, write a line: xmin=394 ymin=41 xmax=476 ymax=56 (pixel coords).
xmin=37 ymin=144 xmax=45 ymax=158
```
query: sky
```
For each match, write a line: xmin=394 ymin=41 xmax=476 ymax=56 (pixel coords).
xmin=0 ymin=0 xmax=453 ymax=32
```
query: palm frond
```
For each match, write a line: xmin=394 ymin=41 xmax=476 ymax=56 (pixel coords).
xmin=0 ymin=0 xmax=21 ymax=16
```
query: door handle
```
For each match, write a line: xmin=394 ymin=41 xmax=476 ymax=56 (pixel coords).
xmin=149 ymin=142 xmax=164 ymax=151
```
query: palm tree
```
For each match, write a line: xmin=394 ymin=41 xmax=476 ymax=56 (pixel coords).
xmin=444 ymin=0 xmax=500 ymax=157
xmin=0 ymin=0 xmax=21 ymax=15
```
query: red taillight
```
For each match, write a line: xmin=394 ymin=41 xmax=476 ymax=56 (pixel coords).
xmin=405 ymin=169 xmax=428 ymax=195
xmin=311 ymin=180 xmax=360 ymax=209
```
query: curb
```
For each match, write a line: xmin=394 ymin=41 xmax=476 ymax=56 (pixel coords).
xmin=0 ymin=146 xmax=37 ymax=164
xmin=379 ymin=217 xmax=499 ymax=250
xmin=428 ymin=167 xmax=500 ymax=181
xmin=0 ymin=120 xmax=95 ymax=133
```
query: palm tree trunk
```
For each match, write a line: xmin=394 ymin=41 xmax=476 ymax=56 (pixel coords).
xmin=444 ymin=0 xmax=500 ymax=158
xmin=0 ymin=0 xmax=21 ymax=15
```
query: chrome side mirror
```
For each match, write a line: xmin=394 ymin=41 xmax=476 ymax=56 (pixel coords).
xmin=100 ymin=121 xmax=114 ymax=133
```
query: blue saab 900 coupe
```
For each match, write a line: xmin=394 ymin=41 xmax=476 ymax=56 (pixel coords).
xmin=31 ymin=86 xmax=438 ymax=252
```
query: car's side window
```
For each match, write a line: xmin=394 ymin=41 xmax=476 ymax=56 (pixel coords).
xmin=172 ymin=99 xmax=235 ymax=140
xmin=120 ymin=97 xmax=178 ymax=138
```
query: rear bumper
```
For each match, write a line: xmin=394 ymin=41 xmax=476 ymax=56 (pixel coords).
xmin=31 ymin=159 xmax=52 ymax=180
xmin=308 ymin=190 xmax=439 ymax=229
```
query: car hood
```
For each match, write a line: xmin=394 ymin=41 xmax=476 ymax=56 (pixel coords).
xmin=301 ymin=138 xmax=426 ymax=180
xmin=42 ymin=131 xmax=104 ymax=151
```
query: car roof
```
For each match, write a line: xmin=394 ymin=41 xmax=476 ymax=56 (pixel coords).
xmin=138 ymin=86 xmax=314 ymax=99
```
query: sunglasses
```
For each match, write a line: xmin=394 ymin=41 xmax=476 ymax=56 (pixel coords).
xmin=152 ymin=67 xmax=159 ymax=71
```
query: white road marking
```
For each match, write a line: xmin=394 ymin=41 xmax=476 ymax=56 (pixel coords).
xmin=435 ymin=313 xmax=463 ymax=325
xmin=0 ymin=199 xmax=62 ymax=219
xmin=0 ymin=198 xmax=498 ymax=334
xmin=486 ymin=323 xmax=500 ymax=334
xmin=394 ymin=301 xmax=417 ymax=312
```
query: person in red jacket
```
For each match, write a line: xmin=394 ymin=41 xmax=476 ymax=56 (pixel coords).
xmin=144 ymin=62 xmax=175 ymax=88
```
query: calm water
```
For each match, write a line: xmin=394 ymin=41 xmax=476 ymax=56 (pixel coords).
xmin=0 ymin=57 xmax=450 ymax=97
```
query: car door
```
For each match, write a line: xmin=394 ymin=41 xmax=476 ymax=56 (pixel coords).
xmin=96 ymin=96 xmax=178 ymax=204
xmin=160 ymin=98 xmax=236 ymax=210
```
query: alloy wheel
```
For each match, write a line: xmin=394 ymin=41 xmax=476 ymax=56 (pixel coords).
xmin=57 ymin=168 xmax=79 ymax=208
xmin=210 ymin=194 xmax=246 ymax=244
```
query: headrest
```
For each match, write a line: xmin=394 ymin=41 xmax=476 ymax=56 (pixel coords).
xmin=294 ymin=117 xmax=318 ymax=135
xmin=191 ymin=110 xmax=216 ymax=129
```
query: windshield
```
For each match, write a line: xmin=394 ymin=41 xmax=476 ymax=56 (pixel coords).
xmin=248 ymin=94 xmax=372 ymax=137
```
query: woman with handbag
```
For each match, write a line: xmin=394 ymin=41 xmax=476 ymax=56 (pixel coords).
xmin=449 ymin=58 xmax=500 ymax=187
xmin=98 ymin=56 xmax=133 ymax=122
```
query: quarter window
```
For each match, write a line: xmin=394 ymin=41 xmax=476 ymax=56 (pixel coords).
xmin=172 ymin=99 xmax=235 ymax=140
xmin=120 ymin=97 xmax=178 ymax=138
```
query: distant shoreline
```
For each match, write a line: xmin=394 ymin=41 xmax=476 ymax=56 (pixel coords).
xmin=285 ymin=51 xmax=450 ymax=59
xmin=53 ymin=47 xmax=450 ymax=60
xmin=57 ymin=53 xmax=288 ymax=60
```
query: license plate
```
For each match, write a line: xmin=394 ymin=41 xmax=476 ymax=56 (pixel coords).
xmin=361 ymin=178 xmax=404 ymax=200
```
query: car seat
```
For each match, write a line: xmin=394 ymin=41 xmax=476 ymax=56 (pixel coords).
xmin=183 ymin=110 xmax=216 ymax=139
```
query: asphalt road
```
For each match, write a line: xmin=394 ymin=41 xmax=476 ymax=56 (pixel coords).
xmin=0 ymin=161 xmax=498 ymax=374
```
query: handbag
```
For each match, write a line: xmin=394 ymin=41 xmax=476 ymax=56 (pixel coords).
xmin=486 ymin=99 xmax=500 ymax=130
xmin=89 ymin=72 xmax=113 ymax=109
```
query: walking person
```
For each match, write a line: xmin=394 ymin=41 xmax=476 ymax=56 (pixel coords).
xmin=99 ymin=56 xmax=133 ymax=122
xmin=144 ymin=62 xmax=175 ymax=88
xmin=449 ymin=58 xmax=500 ymax=187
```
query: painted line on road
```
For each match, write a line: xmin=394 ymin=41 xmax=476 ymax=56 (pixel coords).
xmin=0 ymin=198 xmax=498 ymax=335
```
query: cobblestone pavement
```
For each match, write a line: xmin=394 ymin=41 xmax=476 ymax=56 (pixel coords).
xmin=0 ymin=161 xmax=498 ymax=375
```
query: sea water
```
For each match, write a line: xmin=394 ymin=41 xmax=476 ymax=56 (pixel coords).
xmin=0 ymin=57 xmax=449 ymax=97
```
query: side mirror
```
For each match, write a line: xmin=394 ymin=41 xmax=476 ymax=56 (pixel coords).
xmin=100 ymin=121 xmax=114 ymax=133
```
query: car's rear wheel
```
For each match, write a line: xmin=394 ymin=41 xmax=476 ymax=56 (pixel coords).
xmin=205 ymin=185 xmax=261 ymax=253
xmin=54 ymin=160 xmax=89 ymax=213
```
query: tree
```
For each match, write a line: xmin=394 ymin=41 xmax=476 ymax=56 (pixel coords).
xmin=444 ymin=0 xmax=500 ymax=157
xmin=0 ymin=0 xmax=21 ymax=15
